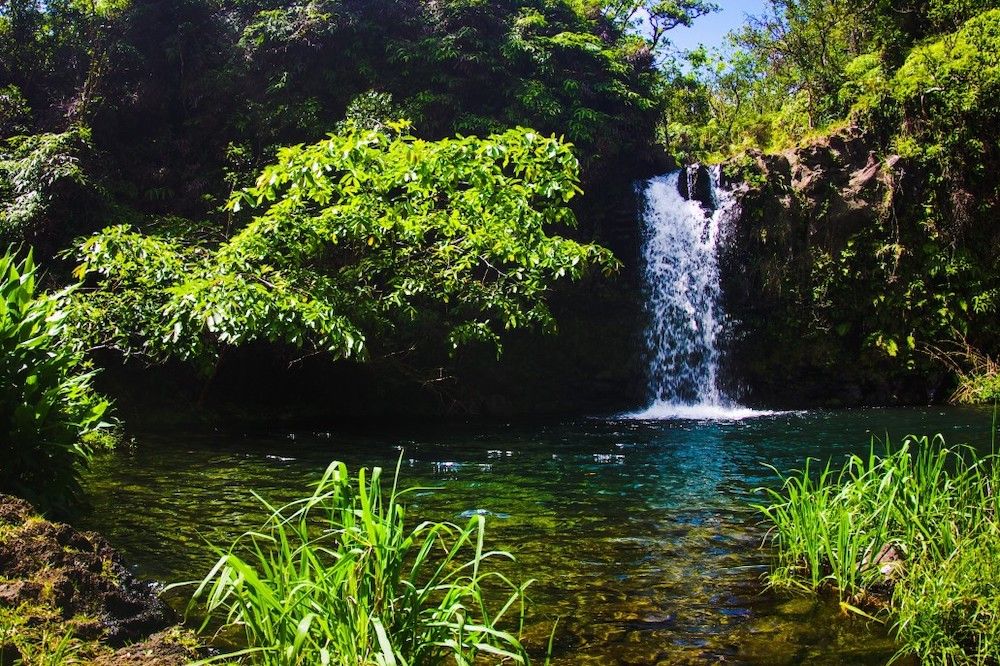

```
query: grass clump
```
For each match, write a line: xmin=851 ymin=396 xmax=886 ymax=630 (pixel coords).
xmin=0 ymin=603 xmax=109 ymax=665
xmin=758 ymin=434 xmax=1000 ymax=664
xmin=186 ymin=459 xmax=534 ymax=665
xmin=895 ymin=527 xmax=1000 ymax=664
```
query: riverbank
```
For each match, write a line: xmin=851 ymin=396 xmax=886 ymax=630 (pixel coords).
xmin=0 ymin=495 xmax=198 ymax=665
xmin=760 ymin=434 xmax=1000 ymax=664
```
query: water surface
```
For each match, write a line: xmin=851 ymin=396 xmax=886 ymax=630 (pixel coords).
xmin=83 ymin=407 xmax=995 ymax=665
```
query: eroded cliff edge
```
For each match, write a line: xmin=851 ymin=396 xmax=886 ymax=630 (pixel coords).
xmin=710 ymin=127 xmax=963 ymax=407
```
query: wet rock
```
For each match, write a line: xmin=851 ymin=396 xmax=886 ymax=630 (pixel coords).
xmin=714 ymin=125 xmax=935 ymax=408
xmin=0 ymin=494 xmax=176 ymax=646
xmin=0 ymin=580 xmax=42 ymax=606
xmin=677 ymin=164 xmax=716 ymax=211
xmin=0 ymin=496 xmax=34 ymax=526
xmin=864 ymin=542 xmax=905 ymax=581
xmin=775 ymin=597 xmax=818 ymax=617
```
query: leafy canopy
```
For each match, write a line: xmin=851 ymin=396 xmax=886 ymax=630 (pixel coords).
xmin=70 ymin=124 xmax=618 ymax=368
xmin=0 ymin=128 xmax=94 ymax=247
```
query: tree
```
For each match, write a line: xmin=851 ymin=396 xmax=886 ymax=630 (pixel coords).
xmin=735 ymin=0 xmax=860 ymax=128
xmin=69 ymin=124 xmax=619 ymax=372
xmin=602 ymin=0 xmax=717 ymax=54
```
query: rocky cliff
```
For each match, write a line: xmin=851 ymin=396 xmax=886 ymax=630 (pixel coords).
xmin=704 ymin=127 xmax=954 ymax=407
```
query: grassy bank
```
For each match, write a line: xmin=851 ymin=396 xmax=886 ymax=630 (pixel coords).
xmin=758 ymin=435 xmax=1000 ymax=664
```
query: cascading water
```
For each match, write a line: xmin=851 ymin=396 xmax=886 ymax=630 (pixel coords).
xmin=629 ymin=167 xmax=769 ymax=420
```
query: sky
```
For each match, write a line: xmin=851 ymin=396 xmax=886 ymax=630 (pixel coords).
xmin=666 ymin=0 xmax=769 ymax=52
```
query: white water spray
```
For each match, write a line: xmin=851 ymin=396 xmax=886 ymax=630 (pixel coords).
xmin=629 ymin=168 xmax=771 ymax=420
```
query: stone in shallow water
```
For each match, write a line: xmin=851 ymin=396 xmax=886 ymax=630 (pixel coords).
xmin=776 ymin=596 xmax=819 ymax=617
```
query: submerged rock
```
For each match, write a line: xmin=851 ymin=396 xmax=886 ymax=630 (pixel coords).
xmin=864 ymin=542 xmax=905 ymax=581
xmin=0 ymin=494 xmax=197 ymax=664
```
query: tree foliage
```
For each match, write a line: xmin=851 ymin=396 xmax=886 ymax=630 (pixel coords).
xmin=689 ymin=5 xmax=1000 ymax=395
xmin=0 ymin=128 xmax=100 ymax=252
xmin=602 ymin=0 xmax=716 ymax=53
xmin=0 ymin=0 xmax=699 ymax=250
xmin=660 ymin=0 xmax=1000 ymax=159
xmin=70 ymin=125 xmax=618 ymax=369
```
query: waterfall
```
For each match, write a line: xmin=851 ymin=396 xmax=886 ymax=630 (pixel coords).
xmin=629 ymin=167 xmax=769 ymax=420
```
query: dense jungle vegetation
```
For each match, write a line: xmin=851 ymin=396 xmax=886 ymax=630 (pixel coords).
xmin=3 ymin=0 xmax=1000 ymax=664
xmin=2 ymin=0 xmax=998 ymax=415
xmin=667 ymin=0 xmax=1000 ymax=405
xmin=0 ymin=0 xmax=707 ymax=419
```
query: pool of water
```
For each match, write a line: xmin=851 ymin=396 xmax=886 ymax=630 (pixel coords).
xmin=81 ymin=407 xmax=996 ymax=664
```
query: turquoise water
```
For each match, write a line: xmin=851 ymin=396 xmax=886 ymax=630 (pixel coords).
xmin=82 ymin=407 xmax=995 ymax=664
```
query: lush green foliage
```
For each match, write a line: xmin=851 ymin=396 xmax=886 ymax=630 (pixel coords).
xmin=0 ymin=128 xmax=101 ymax=252
xmin=661 ymin=1 xmax=1000 ymax=159
xmin=759 ymin=435 xmax=1000 ymax=663
xmin=69 ymin=125 xmax=617 ymax=368
xmin=0 ymin=249 xmax=110 ymax=513
xmin=888 ymin=9 xmax=1000 ymax=183
xmin=660 ymin=0 xmax=864 ymax=159
xmin=821 ymin=10 xmax=1000 ymax=375
xmin=927 ymin=338 xmax=1000 ymax=404
xmin=895 ymin=526 xmax=1000 ymax=666
xmin=0 ymin=0 xmax=693 ymax=407
xmin=671 ymin=5 xmax=1000 ymax=398
xmin=187 ymin=460 xmax=532 ymax=665
xmin=0 ymin=0 xmax=707 ymax=250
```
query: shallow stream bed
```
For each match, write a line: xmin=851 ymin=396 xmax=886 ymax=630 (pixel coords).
xmin=82 ymin=407 xmax=995 ymax=664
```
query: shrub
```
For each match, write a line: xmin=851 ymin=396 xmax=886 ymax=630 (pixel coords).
xmin=891 ymin=9 xmax=1000 ymax=174
xmin=0 ymin=249 xmax=111 ymax=513
xmin=0 ymin=129 xmax=97 ymax=249
xmin=70 ymin=124 xmax=618 ymax=370
xmin=187 ymin=460 xmax=533 ymax=665
xmin=925 ymin=336 xmax=1000 ymax=404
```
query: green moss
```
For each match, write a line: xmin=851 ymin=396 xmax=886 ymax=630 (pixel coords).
xmin=98 ymin=558 xmax=120 ymax=586
xmin=0 ymin=602 xmax=111 ymax=665
xmin=725 ymin=153 xmax=768 ymax=190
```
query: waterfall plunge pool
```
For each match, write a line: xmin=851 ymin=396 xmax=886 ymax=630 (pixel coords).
xmin=81 ymin=407 xmax=993 ymax=665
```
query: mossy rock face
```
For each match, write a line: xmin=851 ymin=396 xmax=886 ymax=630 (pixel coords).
xmin=91 ymin=629 xmax=202 ymax=666
xmin=0 ymin=494 xmax=197 ymax=664
xmin=714 ymin=127 xmax=952 ymax=407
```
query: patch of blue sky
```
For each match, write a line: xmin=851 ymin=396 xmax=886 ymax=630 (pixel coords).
xmin=666 ymin=0 xmax=768 ymax=53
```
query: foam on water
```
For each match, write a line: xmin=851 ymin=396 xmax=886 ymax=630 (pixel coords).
xmin=626 ymin=402 xmax=779 ymax=421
